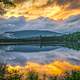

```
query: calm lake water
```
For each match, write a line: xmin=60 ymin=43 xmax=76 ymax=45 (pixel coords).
xmin=0 ymin=44 xmax=80 ymax=65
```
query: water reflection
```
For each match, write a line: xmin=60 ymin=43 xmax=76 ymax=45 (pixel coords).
xmin=0 ymin=45 xmax=61 ymax=52
xmin=0 ymin=42 xmax=80 ymax=65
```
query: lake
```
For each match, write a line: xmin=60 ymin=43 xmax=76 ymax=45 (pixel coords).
xmin=0 ymin=43 xmax=80 ymax=65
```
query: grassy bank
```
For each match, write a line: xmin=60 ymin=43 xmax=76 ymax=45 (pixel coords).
xmin=0 ymin=61 xmax=80 ymax=80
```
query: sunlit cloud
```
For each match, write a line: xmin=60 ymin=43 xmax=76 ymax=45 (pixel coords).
xmin=0 ymin=0 xmax=79 ymax=20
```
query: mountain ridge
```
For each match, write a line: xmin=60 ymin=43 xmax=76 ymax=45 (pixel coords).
xmin=0 ymin=30 xmax=62 ymax=39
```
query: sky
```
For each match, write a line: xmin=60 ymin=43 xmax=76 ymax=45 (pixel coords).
xmin=0 ymin=0 xmax=80 ymax=20
xmin=0 ymin=0 xmax=80 ymax=34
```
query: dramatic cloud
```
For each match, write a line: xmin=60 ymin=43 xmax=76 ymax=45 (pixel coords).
xmin=0 ymin=0 xmax=80 ymax=20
